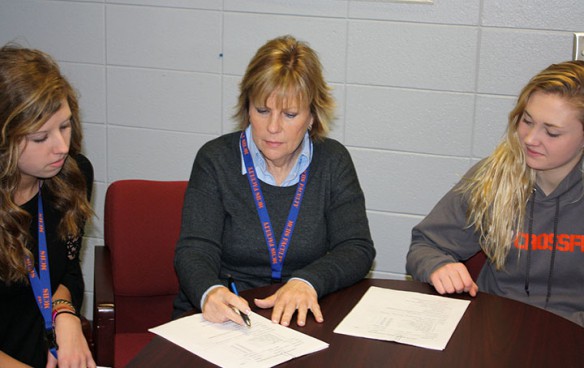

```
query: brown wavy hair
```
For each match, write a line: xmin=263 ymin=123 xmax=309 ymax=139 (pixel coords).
xmin=233 ymin=35 xmax=335 ymax=141
xmin=459 ymin=60 xmax=584 ymax=269
xmin=0 ymin=44 xmax=93 ymax=284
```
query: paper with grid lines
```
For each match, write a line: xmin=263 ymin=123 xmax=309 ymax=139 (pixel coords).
xmin=150 ymin=312 xmax=328 ymax=367
xmin=333 ymin=286 xmax=469 ymax=350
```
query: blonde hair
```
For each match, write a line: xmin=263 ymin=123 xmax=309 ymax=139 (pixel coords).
xmin=0 ymin=44 xmax=92 ymax=283
xmin=233 ymin=35 xmax=335 ymax=141
xmin=459 ymin=60 xmax=584 ymax=269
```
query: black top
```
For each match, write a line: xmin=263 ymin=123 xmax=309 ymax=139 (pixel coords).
xmin=0 ymin=154 xmax=93 ymax=367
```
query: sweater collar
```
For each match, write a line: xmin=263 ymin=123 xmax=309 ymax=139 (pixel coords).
xmin=240 ymin=126 xmax=312 ymax=187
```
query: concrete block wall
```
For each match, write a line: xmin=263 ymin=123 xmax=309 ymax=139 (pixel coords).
xmin=1 ymin=0 xmax=582 ymax=319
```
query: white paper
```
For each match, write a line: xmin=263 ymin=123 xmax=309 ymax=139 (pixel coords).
xmin=333 ymin=286 xmax=470 ymax=350
xmin=149 ymin=312 xmax=328 ymax=368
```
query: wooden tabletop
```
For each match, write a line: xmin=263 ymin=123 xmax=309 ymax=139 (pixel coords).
xmin=127 ymin=279 xmax=584 ymax=368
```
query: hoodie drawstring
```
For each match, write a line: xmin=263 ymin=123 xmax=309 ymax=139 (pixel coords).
xmin=524 ymin=190 xmax=560 ymax=308
xmin=524 ymin=190 xmax=536 ymax=296
xmin=545 ymin=196 xmax=560 ymax=308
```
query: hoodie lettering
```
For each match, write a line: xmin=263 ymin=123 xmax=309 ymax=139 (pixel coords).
xmin=514 ymin=232 xmax=584 ymax=253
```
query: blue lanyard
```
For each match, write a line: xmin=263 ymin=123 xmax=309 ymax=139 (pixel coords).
xmin=26 ymin=183 xmax=58 ymax=358
xmin=240 ymin=131 xmax=309 ymax=282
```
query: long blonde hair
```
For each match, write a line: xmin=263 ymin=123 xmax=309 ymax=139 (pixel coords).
xmin=459 ymin=60 xmax=584 ymax=269
xmin=233 ymin=35 xmax=335 ymax=141
xmin=0 ymin=44 xmax=93 ymax=283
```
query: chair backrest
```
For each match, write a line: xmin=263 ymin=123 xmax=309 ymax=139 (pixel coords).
xmin=464 ymin=250 xmax=487 ymax=280
xmin=104 ymin=180 xmax=187 ymax=333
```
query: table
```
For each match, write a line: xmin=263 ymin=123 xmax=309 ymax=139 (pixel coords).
xmin=127 ymin=279 xmax=583 ymax=367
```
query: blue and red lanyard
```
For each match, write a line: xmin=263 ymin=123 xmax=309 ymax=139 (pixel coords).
xmin=240 ymin=131 xmax=309 ymax=282
xmin=25 ymin=183 xmax=58 ymax=358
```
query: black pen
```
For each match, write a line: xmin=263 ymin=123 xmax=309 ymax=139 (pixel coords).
xmin=227 ymin=276 xmax=252 ymax=327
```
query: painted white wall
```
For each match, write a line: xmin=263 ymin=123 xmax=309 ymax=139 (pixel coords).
xmin=1 ymin=0 xmax=582 ymax=319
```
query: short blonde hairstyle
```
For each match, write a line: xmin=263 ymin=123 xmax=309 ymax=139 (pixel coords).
xmin=233 ymin=35 xmax=335 ymax=141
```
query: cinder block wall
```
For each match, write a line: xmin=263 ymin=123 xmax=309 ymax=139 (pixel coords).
xmin=1 ymin=0 xmax=581 ymax=319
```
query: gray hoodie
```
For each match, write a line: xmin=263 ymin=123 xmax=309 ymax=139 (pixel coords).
xmin=407 ymin=160 xmax=584 ymax=327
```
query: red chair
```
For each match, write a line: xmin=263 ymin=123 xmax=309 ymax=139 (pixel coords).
xmin=93 ymin=180 xmax=187 ymax=367
xmin=464 ymin=250 xmax=487 ymax=280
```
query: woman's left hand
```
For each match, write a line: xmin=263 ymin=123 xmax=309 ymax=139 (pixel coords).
xmin=46 ymin=313 xmax=95 ymax=368
xmin=254 ymin=279 xmax=324 ymax=327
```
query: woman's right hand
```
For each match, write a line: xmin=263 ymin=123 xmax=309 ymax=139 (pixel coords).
xmin=202 ymin=286 xmax=251 ymax=326
xmin=429 ymin=262 xmax=479 ymax=297
xmin=48 ymin=312 xmax=95 ymax=368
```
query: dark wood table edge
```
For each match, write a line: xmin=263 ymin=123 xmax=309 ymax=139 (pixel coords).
xmin=128 ymin=278 xmax=584 ymax=368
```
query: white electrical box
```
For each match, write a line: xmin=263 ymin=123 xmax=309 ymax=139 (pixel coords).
xmin=574 ymin=33 xmax=584 ymax=61
xmin=352 ymin=0 xmax=433 ymax=3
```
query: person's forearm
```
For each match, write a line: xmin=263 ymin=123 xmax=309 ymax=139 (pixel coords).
xmin=0 ymin=351 xmax=32 ymax=368
xmin=52 ymin=284 xmax=72 ymax=303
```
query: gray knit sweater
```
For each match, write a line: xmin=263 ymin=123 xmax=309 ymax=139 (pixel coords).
xmin=173 ymin=132 xmax=375 ymax=317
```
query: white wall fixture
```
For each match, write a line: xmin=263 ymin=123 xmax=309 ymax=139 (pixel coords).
xmin=351 ymin=0 xmax=433 ymax=3
xmin=574 ymin=33 xmax=584 ymax=61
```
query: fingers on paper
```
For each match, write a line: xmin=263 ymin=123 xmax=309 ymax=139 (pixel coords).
xmin=265 ymin=280 xmax=323 ymax=327
xmin=203 ymin=287 xmax=250 ymax=324
xmin=430 ymin=262 xmax=478 ymax=297
xmin=227 ymin=296 xmax=251 ymax=326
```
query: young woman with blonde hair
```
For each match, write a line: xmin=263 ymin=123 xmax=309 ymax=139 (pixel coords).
xmin=407 ymin=60 xmax=584 ymax=327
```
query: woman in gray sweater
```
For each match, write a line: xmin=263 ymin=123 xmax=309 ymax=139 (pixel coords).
xmin=173 ymin=35 xmax=375 ymax=328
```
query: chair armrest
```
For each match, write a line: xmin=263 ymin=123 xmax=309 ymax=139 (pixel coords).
xmin=80 ymin=315 xmax=93 ymax=356
xmin=93 ymin=245 xmax=115 ymax=367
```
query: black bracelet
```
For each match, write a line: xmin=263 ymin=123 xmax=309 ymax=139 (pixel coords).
xmin=54 ymin=310 xmax=80 ymax=321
